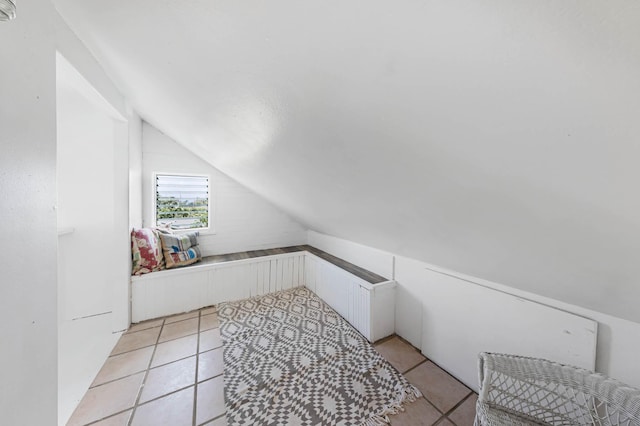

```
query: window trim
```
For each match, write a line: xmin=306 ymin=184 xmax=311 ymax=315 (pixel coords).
xmin=152 ymin=172 xmax=214 ymax=234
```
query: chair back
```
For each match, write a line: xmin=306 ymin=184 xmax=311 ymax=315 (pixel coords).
xmin=476 ymin=352 xmax=640 ymax=426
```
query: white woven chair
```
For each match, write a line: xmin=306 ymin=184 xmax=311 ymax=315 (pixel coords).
xmin=475 ymin=352 xmax=640 ymax=426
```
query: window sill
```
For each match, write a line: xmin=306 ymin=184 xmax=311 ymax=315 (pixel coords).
xmin=171 ymin=228 xmax=216 ymax=236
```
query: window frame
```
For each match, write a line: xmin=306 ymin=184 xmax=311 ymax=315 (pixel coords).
xmin=152 ymin=172 xmax=213 ymax=233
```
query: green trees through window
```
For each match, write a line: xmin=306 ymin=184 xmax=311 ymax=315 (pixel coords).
xmin=156 ymin=174 xmax=209 ymax=230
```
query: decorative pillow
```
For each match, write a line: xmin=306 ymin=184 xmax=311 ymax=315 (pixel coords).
xmin=159 ymin=231 xmax=202 ymax=269
xmin=131 ymin=228 xmax=165 ymax=275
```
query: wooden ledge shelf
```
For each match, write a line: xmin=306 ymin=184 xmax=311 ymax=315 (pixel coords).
xmin=198 ymin=245 xmax=388 ymax=284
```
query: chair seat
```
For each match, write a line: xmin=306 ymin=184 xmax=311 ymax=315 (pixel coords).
xmin=476 ymin=401 xmax=552 ymax=426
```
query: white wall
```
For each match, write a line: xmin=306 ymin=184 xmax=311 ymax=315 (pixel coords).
xmin=0 ymin=1 xmax=58 ymax=424
xmin=309 ymin=231 xmax=640 ymax=390
xmin=55 ymin=12 xmax=142 ymax=424
xmin=56 ymin=53 xmax=129 ymax=425
xmin=53 ymin=0 xmax=640 ymax=324
xmin=129 ymin=113 xmax=143 ymax=229
xmin=57 ymin=55 xmax=121 ymax=320
xmin=142 ymin=122 xmax=307 ymax=255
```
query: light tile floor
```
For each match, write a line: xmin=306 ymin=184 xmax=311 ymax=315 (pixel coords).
xmin=68 ymin=308 xmax=477 ymax=426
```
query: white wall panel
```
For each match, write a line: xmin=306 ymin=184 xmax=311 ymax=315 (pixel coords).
xmin=418 ymin=265 xmax=597 ymax=391
xmin=132 ymin=251 xmax=394 ymax=345
xmin=393 ymin=252 xmax=640 ymax=390
xmin=56 ymin=51 xmax=133 ymax=424
xmin=132 ymin=253 xmax=306 ymax=322
xmin=303 ymin=253 xmax=395 ymax=342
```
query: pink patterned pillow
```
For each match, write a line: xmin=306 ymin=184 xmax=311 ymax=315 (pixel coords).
xmin=131 ymin=228 xmax=165 ymax=275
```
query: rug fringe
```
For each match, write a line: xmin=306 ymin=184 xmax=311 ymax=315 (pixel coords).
xmin=362 ymin=414 xmax=391 ymax=426
xmin=361 ymin=384 xmax=423 ymax=425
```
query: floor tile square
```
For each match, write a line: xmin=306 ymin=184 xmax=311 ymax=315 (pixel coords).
xmin=165 ymin=311 xmax=200 ymax=324
xmin=200 ymin=313 xmax=219 ymax=331
xmin=204 ymin=416 xmax=227 ymax=425
xmin=448 ymin=394 xmax=478 ymax=426
xmin=438 ymin=419 xmax=455 ymax=426
xmin=199 ymin=328 xmax=222 ymax=352
xmin=151 ymin=334 xmax=198 ymax=368
xmin=67 ymin=372 xmax=144 ymax=426
xmin=405 ymin=362 xmax=471 ymax=413
xmin=132 ymin=386 xmax=194 ymax=426
xmin=92 ymin=346 xmax=154 ymax=387
xmin=140 ymin=356 xmax=197 ymax=403
xmin=159 ymin=318 xmax=199 ymax=343
xmin=91 ymin=410 xmax=132 ymax=425
xmin=196 ymin=376 xmax=225 ymax=425
xmin=390 ymin=398 xmax=442 ymax=425
xmin=126 ymin=319 xmax=164 ymax=334
xmin=374 ymin=337 xmax=426 ymax=373
xmin=111 ymin=327 xmax=161 ymax=355
xmin=198 ymin=348 xmax=223 ymax=382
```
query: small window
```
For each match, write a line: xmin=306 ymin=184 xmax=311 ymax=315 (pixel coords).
xmin=155 ymin=174 xmax=210 ymax=230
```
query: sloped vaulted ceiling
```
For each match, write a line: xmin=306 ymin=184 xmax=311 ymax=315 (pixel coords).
xmin=53 ymin=0 xmax=640 ymax=322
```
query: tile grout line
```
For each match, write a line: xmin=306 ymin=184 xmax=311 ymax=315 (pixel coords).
xmin=432 ymin=416 xmax=449 ymax=426
xmin=85 ymin=381 xmax=204 ymax=425
xmin=133 ymin=383 xmax=199 ymax=408
xmin=91 ymin=313 xmax=219 ymax=424
xmin=84 ymin=408 xmax=132 ymax=426
xmin=193 ymin=310 xmax=202 ymax=426
xmin=93 ymin=345 xmax=210 ymax=390
xmin=127 ymin=318 xmax=167 ymax=426
xmin=395 ymin=347 xmax=475 ymax=424
xmin=108 ymin=317 xmax=199 ymax=358
xmin=402 ymin=358 xmax=429 ymax=376
xmin=400 ymin=357 xmax=476 ymax=424
xmin=207 ymin=413 xmax=226 ymax=425
xmin=73 ymin=307 xmax=216 ymax=425
xmin=402 ymin=353 xmax=477 ymax=409
xmin=440 ymin=391 xmax=475 ymax=424
xmin=195 ymin=375 xmax=224 ymax=425
xmin=425 ymin=357 xmax=476 ymax=395
xmin=113 ymin=327 xmax=200 ymax=358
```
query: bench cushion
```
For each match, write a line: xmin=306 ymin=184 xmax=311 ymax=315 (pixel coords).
xmin=131 ymin=228 xmax=165 ymax=275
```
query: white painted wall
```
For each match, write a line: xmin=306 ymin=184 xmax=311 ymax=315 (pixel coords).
xmin=57 ymin=56 xmax=120 ymax=321
xmin=310 ymin=231 xmax=640 ymax=390
xmin=141 ymin=122 xmax=307 ymax=255
xmin=0 ymin=1 xmax=58 ymax=424
xmin=56 ymin=53 xmax=129 ymax=425
xmin=129 ymin=113 xmax=143 ymax=229
xmin=398 ymin=257 xmax=600 ymax=390
xmin=55 ymin=0 xmax=640 ymax=324
xmin=55 ymin=13 xmax=142 ymax=424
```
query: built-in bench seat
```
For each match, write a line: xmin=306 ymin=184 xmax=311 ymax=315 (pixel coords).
xmin=131 ymin=245 xmax=395 ymax=342
xmin=199 ymin=245 xmax=388 ymax=284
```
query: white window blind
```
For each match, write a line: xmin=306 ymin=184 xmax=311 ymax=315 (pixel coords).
xmin=156 ymin=174 xmax=209 ymax=230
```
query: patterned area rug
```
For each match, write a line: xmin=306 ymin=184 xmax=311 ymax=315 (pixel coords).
xmin=218 ymin=286 xmax=421 ymax=425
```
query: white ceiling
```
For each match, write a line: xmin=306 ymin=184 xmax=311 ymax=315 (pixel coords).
xmin=53 ymin=0 xmax=640 ymax=322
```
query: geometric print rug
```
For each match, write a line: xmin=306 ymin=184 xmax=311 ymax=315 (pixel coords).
xmin=218 ymin=286 xmax=422 ymax=425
